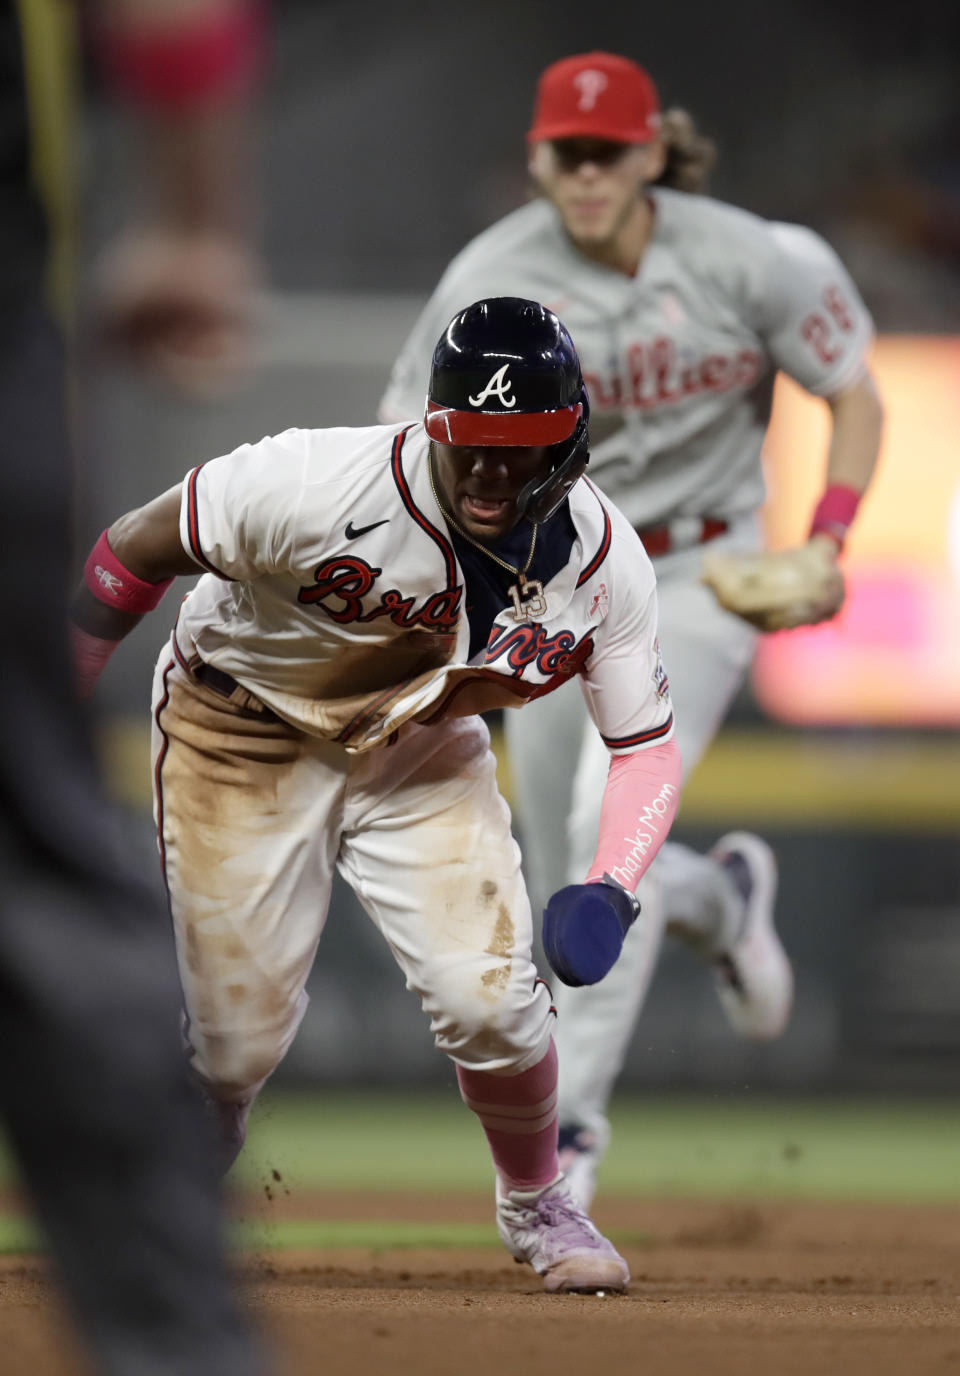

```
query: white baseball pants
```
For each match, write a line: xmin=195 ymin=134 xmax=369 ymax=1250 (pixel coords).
xmin=151 ymin=653 xmax=554 ymax=1104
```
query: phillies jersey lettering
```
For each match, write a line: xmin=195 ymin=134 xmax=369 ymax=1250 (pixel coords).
xmin=583 ymin=339 xmax=762 ymax=412
xmin=379 ymin=189 xmax=874 ymax=529
xmin=174 ymin=424 xmax=672 ymax=754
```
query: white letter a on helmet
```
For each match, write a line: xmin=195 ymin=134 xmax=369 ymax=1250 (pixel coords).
xmin=468 ymin=364 xmax=516 ymax=409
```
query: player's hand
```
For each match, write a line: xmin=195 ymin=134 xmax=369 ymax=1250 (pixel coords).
xmin=701 ymin=535 xmax=845 ymax=633
xmin=541 ymin=877 xmax=641 ymax=988
xmin=94 ymin=229 xmax=260 ymax=398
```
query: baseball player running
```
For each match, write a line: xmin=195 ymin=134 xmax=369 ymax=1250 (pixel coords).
xmin=71 ymin=297 xmax=683 ymax=1295
xmin=380 ymin=52 xmax=884 ymax=1205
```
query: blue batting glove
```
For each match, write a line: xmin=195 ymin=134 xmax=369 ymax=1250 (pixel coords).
xmin=541 ymin=876 xmax=641 ymax=987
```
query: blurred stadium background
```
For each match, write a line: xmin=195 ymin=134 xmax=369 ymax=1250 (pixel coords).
xmin=56 ymin=0 xmax=960 ymax=1106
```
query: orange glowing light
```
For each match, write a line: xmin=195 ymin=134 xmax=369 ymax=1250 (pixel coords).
xmin=753 ymin=336 xmax=960 ymax=725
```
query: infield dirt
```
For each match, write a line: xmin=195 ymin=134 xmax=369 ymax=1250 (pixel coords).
xmin=2 ymin=1193 xmax=959 ymax=1375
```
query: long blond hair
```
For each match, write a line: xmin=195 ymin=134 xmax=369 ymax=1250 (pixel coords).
xmin=652 ymin=108 xmax=717 ymax=193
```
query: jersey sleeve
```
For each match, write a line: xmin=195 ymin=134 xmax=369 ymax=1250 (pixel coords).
xmin=179 ymin=428 xmax=308 ymax=580
xmin=580 ymin=527 xmax=675 ymax=755
xmin=756 ymin=224 xmax=874 ymax=396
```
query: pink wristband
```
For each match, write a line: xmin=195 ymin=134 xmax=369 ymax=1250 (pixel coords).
xmin=84 ymin=531 xmax=174 ymax=615
xmin=95 ymin=1 xmax=264 ymax=110
xmin=809 ymin=484 xmax=862 ymax=548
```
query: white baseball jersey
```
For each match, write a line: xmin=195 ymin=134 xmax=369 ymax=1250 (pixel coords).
xmin=379 ymin=188 xmax=875 ymax=528
xmin=174 ymin=422 xmax=673 ymax=754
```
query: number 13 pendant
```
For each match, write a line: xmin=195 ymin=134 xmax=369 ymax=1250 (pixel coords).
xmin=507 ymin=577 xmax=547 ymax=621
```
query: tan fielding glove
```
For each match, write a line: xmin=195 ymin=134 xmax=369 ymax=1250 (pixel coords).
xmin=701 ymin=536 xmax=845 ymax=632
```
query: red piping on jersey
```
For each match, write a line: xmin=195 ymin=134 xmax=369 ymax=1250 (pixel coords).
xmin=534 ymin=976 xmax=558 ymax=1019
xmin=415 ymin=668 xmax=540 ymax=725
xmin=169 ymin=596 xmax=200 ymax=678
xmin=152 ymin=656 xmax=176 ymax=900
xmin=185 ymin=465 xmax=229 ymax=578
xmin=171 ymin=629 xmax=193 ymax=675
xmin=390 ymin=428 xmax=458 ymax=588
xmin=334 ymin=677 xmax=415 ymax=745
xmin=601 ymin=712 xmax=674 ymax=751
xmin=575 ymin=480 xmax=613 ymax=587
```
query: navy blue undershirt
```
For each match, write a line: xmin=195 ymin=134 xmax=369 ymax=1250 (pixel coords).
xmin=448 ymin=502 xmax=579 ymax=660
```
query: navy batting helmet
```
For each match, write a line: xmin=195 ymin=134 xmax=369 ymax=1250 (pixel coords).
xmin=425 ymin=297 xmax=590 ymax=524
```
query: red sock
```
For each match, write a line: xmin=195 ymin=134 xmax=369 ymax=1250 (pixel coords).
xmin=457 ymin=1041 xmax=559 ymax=1193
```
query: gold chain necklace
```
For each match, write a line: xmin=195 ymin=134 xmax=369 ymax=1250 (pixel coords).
xmin=428 ymin=455 xmax=547 ymax=621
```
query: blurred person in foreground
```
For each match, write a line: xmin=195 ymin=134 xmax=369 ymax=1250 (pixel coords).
xmin=0 ymin=0 xmax=265 ymax=1371
xmin=381 ymin=51 xmax=884 ymax=1207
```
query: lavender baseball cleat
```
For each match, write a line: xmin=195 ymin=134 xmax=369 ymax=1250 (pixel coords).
xmin=496 ymin=1175 xmax=629 ymax=1293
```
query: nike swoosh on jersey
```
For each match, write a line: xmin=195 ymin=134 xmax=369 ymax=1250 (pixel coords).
xmin=345 ymin=519 xmax=390 ymax=540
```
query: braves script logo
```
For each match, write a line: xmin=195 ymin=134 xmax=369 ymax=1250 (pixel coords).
xmin=298 ymin=556 xmax=461 ymax=630
xmin=468 ymin=365 xmax=516 ymax=409
xmin=94 ymin=564 xmax=123 ymax=595
xmin=483 ymin=622 xmax=594 ymax=679
xmin=573 ymin=69 xmax=608 ymax=111
xmin=607 ymin=782 xmax=679 ymax=889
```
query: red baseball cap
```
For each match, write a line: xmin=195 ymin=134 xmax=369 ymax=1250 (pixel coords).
xmin=527 ymin=52 xmax=660 ymax=145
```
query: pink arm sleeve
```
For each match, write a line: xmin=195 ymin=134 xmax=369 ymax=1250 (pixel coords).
xmin=584 ymin=739 xmax=683 ymax=890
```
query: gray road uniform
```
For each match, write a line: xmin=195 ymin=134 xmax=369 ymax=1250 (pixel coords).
xmin=380 ymin=187 xmax=874 ymax=1146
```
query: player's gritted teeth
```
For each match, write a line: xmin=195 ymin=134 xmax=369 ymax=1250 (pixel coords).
xmin=462 ymin=494 xmax=512 ymax=524
xmin=431 ymin=442 xmax=550 ymax=540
